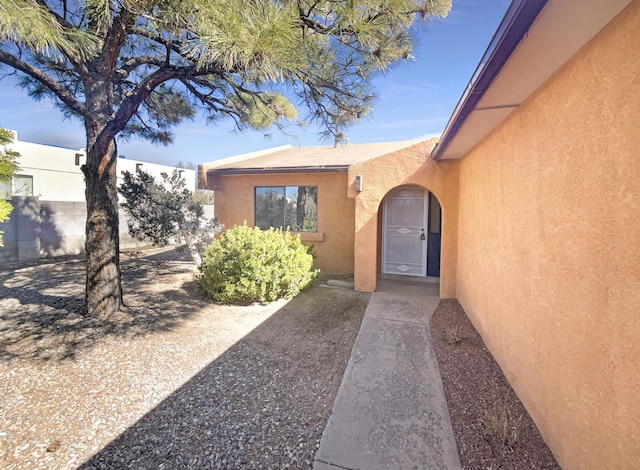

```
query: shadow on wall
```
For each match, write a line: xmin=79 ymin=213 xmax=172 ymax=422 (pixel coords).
xmin=0 ymin=197 xmax=154 ymax=264
xmin=35 ymin=202 xmax=65 ymax=258
xmin=0 ymin=197 xmax=68 ymax=264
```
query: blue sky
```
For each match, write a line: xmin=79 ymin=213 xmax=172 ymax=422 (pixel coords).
xmin=0 ymin=1 xmax=510 ymax=167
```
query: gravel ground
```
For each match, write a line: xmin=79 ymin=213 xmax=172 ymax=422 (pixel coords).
xmin=0 ymin=249 xmax=369 ymax=469
xmin=431 ymin=299 xmax=560 ymax=470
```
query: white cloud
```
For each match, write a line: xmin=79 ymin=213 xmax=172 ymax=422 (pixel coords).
xmin=411 ymin=132 xmax=441 ymax=141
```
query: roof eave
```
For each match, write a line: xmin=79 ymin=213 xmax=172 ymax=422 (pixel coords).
xmin=208 ymin=165 xmax=350 ymax=176
xmin=430 ymin=0 xmax=548 ymax=161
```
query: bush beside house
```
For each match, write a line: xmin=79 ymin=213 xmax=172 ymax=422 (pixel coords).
xmin=199 ymin=225 xmax=318 ymax=304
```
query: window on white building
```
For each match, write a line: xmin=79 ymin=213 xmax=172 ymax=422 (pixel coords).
xmin=0 ymin=174 xmax=34 ymax=197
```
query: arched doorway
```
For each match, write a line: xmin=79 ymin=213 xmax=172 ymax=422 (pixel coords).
xmin=381 ymin=186 xmax=441 ymax=277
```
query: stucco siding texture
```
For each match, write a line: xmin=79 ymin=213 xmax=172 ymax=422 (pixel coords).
xmin=209 ymin=172 xmax=355 ymax=273
xmin=455 ymin=3 xmax=640 ymax=470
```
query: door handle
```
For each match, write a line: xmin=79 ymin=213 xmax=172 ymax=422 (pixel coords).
xmin=420 ymin=228 xmax=426 ymax=241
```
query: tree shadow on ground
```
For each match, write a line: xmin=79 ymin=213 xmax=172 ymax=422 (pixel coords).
xmin=79 ymin=285 xmax=369 ymax=469
xmin=0 ymin=257 xmax=204 ymax=362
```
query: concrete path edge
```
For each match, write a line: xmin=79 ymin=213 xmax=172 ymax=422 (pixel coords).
xmin=314 ymin=280 xmax=461 ymax=470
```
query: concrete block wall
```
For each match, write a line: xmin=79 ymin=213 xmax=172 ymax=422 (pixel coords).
xmin=0 ymin=198 xmax=216 ymax=264
xmin=38 ymin=201 xmax=86 ymax=257
xmin=1 ymin=197 xmax=42 ymax=263
xmin=0 ymin=198 xmax=152 ymax=264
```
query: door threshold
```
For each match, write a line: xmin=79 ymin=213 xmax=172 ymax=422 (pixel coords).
xmin=379 ymin=273 xmax=440 ymax=284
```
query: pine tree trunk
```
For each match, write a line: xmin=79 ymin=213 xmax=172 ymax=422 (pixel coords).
xmin=83 ymin=137 xmax=123 ymax=317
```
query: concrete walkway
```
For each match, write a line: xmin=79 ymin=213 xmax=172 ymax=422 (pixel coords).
xmin=314 ymin=278 xmax=461 ymax=470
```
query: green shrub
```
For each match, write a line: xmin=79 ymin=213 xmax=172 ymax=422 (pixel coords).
xmin=199 ymin=224 xmax=319 ymax=304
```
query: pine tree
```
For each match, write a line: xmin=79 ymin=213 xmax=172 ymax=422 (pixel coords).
xmin=0 ymin=0 xmax=450 ymax=317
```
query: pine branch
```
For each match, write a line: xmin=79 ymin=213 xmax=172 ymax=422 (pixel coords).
xmin=0 ymin=48 xmax=86 ymax=118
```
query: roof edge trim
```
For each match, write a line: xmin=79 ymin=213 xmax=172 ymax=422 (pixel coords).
xmin=209 ymin=166 xmax=349 ymax=176
xmin=430 ymin=0 xmax=548 ymax=161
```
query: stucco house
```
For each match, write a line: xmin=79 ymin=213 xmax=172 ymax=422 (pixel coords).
xmin=200 ymin=0 xmax=639 ymax=468
xmin=198 ymin=140 xmax=451 ymax=284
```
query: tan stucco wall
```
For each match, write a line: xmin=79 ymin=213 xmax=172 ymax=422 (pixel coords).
xmin=349 ymin=139 xmax=459 ymax=297
xmin=455 ymin=3 xmax=640 ymax=469
xmin=207 ymin=171 xmax=355 ymax=273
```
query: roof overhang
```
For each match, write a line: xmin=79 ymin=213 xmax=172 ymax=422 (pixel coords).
xmin=203 ymin=140 xmax=425 ymax=175
xmin=209 ymin=165 xmax=349 ymax=175
xmin=430 ymin=0 xmax=633 ymax=161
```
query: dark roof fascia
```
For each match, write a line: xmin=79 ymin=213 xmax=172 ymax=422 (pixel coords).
xmin=208 ymin=165 xmax=350 ymax=176
xmin=430 ymin=0 xmax=549 ymax=161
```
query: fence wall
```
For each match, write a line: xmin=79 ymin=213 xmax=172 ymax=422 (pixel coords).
xmin=0 ymin=197 xmax=174 ymax=264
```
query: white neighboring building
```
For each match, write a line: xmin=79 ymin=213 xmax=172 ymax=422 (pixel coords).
xmin=0 ymin=129 xmax=198 ymax=263
xmin=1 ymin=129 xmax=196 ymax=200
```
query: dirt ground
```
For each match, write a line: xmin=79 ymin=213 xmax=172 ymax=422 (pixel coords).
xmin=0 ymin=248 xmax=369 ymax=469
xmin=2 ymin=247 xmax=564 ymax=469
xmin=431 ymin=299 xmax=560 ymax=470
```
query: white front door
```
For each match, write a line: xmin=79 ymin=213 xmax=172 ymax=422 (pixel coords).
xmin=382 ymin=186 xmax=427 ymax=276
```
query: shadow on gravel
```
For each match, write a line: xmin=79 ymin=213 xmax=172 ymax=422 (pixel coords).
xmin=79 ymin=285 xmax=369 ymax=469
xmin=0 ymin=258 xmax=203 ymax=362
